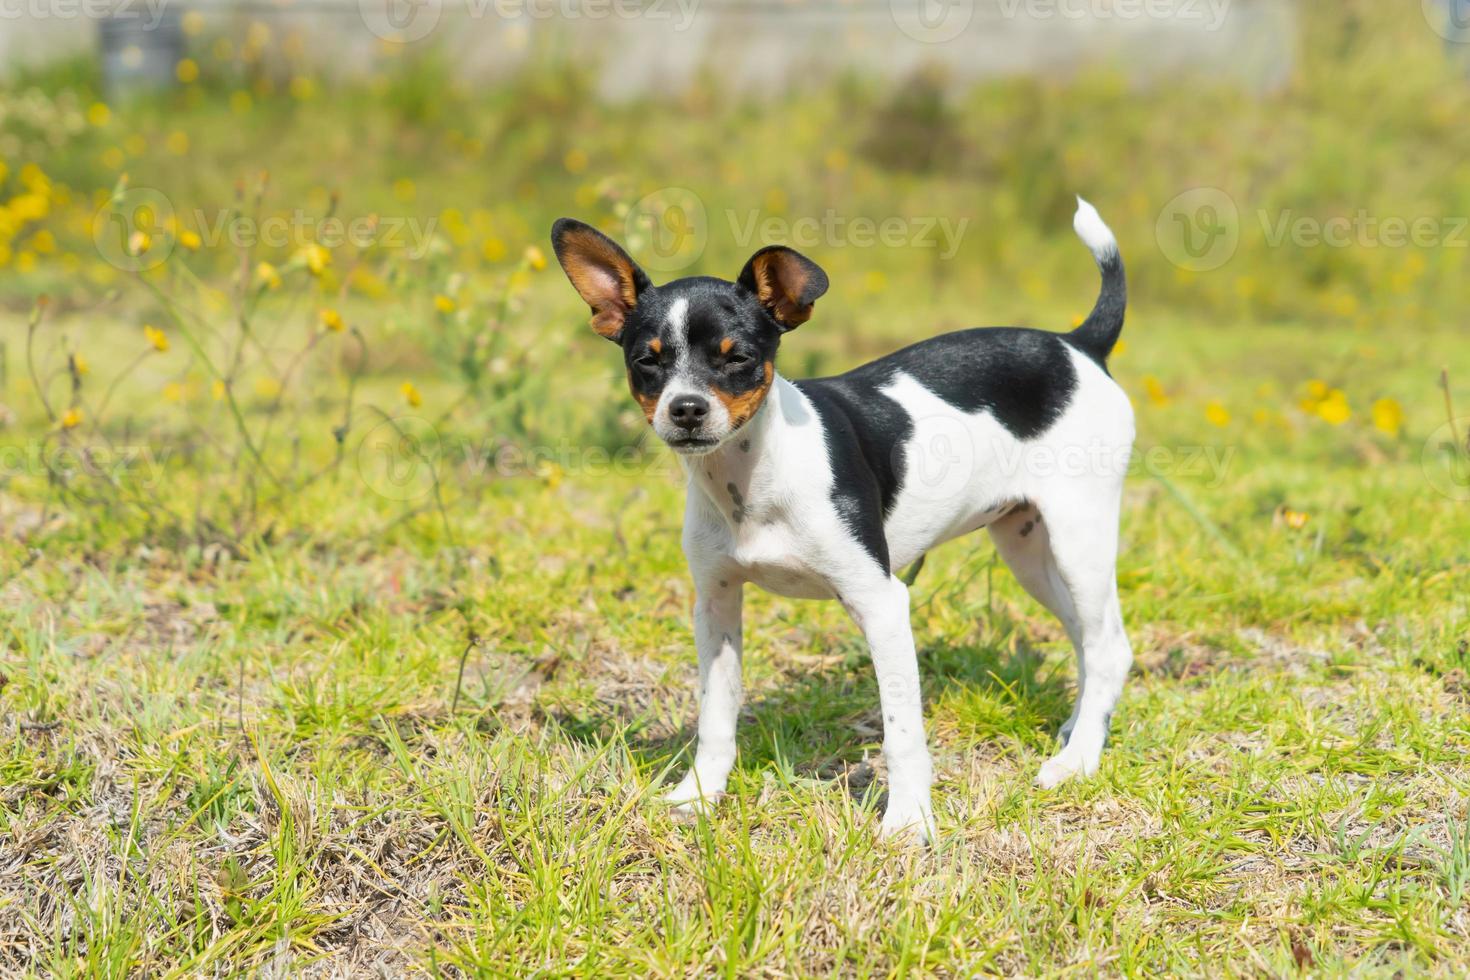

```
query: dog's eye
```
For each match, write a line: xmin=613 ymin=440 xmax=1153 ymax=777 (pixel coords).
xmin=724 ymin=353 xmax=754 ymax=372
xmin=633 ymin=354 xmax=661 ymax=373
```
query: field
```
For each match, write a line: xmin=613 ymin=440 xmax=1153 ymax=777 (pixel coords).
xmin=3 ymin=4 xmax=1470 ymax=976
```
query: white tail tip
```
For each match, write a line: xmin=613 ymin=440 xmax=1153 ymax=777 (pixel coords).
xmin=1073 ymin=196 xmax=1117 ymax=259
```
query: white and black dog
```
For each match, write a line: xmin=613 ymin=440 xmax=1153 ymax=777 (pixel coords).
xmin=551 ymin=199 xmax=1133 ymax=843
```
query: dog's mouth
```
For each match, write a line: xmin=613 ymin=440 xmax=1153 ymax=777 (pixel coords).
xmin=666 ymin=434 xmax=721 ymax=454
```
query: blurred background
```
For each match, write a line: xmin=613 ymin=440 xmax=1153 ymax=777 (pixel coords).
xmin=0 ymin=0 xmax=1466 ymax=534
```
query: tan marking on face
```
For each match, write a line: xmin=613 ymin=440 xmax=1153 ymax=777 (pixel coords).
xmin=712 ymin=360 xmax=775 ymax=429
xmin=719 ymin=337 xmax=734 ymax=355
xmin=648 ymin=337 xmax=662 ymax=355
xmin=627 ymin=369 xmax=658 ymax=423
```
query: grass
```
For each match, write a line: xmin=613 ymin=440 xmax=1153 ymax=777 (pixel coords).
xmin=3 ymin=3 xmax=1470 ymax=974
xmin=3 ymin=306 xmax=1468 ymax=975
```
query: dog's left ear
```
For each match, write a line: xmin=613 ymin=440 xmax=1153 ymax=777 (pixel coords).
xmin=737 ymin=245 xmax=829 ymax=330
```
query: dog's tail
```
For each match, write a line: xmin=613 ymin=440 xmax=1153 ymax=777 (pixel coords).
xmin=1067 ymin=197 xmax=1126 ymax=364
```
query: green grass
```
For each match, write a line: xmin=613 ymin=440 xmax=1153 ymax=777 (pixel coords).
xmin=2 ymin=306 xmax=1468 ymax=975
xmin=4 ymin=3 xmax=1470 ymax=974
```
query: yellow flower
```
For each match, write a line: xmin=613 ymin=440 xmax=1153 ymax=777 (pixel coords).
xmin=296 ymin=243 xmax=330 ymax=276
xmin=319 ymin=307 xmax=345 ymax=332
xmin=563 ymin=148 xmax=589 ymax=174
xmin=481 ymin=237 xmax=507 ymax=262
xmin=1371 ymin=398 xmax=1404 ymax=437
xmin=163 ymin=382 xmax=185 ymax=403
xmin=178 ymin=228 xmax=202 ymax=250
xmin=1316 ymin=389 xmax=1351 ymax=426
xmin=60 ymin=408 xmax=82 ymax=429
xmin=523 ymin=244 xmax=547 ymax=271
xmin=128 ymin=230 xmax=151 ymax=256
xmin=433 ymin=294 xmax=456 ymax=314
xmin=1143 ymin=375 xmax=1171 ymax=407
xmin=256 ymin=261 xmax=281 ymax=289
xmin=1282 ymin=508 xmax=1310 ymax=530
xmin=535 ymin=459 xmax=563 ymax=488
xmin=1204 ymin=400 xmax=1231 ymax=427
xmin=212 ymin=380 xmax=227 ymax=401
xmin=401 ymin=381 xmax=423 ymax=407
xmin=144 ymin=324 xmax=169 ymax=352
xmin=254 ymin=376 xmax=281 ymax=399
xmin=166 ymin=131 xmax=190 ymax=156
xmin=87 ymin=102 xmax=111 ymax=126
xmin=72 ymin=353 xmax=89 ymax=376
xmin=176 ymin=58 xmax=199 ymax=83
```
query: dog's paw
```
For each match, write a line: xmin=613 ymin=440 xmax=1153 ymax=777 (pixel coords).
xmin=663 ymin=775 xmax=722 ymax=819
xmin=879 ymin=799 xmax=936 ymax=846
xmin=1034 ymin=744 xmax=1099 ymax=789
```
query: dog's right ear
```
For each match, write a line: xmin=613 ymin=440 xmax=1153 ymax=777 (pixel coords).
xmin=550 ymin=219 xmax=651 ymax=343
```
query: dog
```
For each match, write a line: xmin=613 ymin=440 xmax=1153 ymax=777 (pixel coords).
xmin=550 ymin=199 xmax=1133 ymax=843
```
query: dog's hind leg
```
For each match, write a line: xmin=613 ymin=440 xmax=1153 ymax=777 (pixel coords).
xmin=993 ymin=489 xmax=1132 ymax=788
xmin=987 ymin=504 xmax=1086 ymax=744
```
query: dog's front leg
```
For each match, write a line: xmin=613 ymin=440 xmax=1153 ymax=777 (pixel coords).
xmin=664 ymin=576 xmax=743 ymax=815
xmin=839 ymin=573 xmax=936 ymax=845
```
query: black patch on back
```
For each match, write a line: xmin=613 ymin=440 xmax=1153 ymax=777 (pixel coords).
xmin=845 ymin=328 xmax=1079 ymax=439
xmin=795 ymin=327 xmax=1080 ymax=570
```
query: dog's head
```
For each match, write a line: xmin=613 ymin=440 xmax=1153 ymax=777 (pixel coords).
xmin=551 ymin=219 xmax=827 ymax=456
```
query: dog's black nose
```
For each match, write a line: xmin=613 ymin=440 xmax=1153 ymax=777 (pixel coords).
xmin=668 ymin=394 xmax=710 ymax=427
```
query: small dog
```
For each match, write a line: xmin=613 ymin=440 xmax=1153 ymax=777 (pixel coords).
xmin=550 ymin=199 xmax=1133 ymax=843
